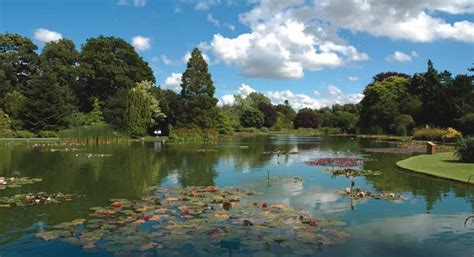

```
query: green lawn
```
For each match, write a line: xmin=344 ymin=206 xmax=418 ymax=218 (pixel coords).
xmin=396 ymin=152 xmax=474 ymax=184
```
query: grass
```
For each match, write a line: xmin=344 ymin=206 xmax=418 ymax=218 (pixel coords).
xmin=396 ymin=152 xmax=474 ymax=184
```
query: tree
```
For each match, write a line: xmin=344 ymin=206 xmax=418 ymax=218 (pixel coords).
xmin=125 ymin=81 xmax=164 ymax=138
xmin=372 ymin=72 xmax=410 ymax=82
xmin=78 ymin=36 xmax=154 ymax=113
xmin=2 ymin=90 xmax=26 ymax=129
xmin=257 ymin=102 xmax=277 ymax=128
xmin=359 ymin=76 xmax=410 ymax=134
xmin=87 ymin=98 xmax=105 ymax=125
xmin=152 ymin=88 xmax=181 ymax=135
xmin=178 ymin=48 xmax=218 ymax=128
xmin=39 ymin=39 xmax=79 ymax=121
xmin=0 ymin=34 xmax=39 ymax=103
xmin=275 ymin=101 xmax=296 ymax=129
xmin=240 ymin=107 xmax=264 ymax=128
xmin=20 ymin=73 xmax=70 ymax=131
xmin=333 ymin=111 xmax=358 ymax=133
xmin=294 ymin=108 xmax=320 ymax=129
xmin=0 ymin=109 xmax=13 ymax=137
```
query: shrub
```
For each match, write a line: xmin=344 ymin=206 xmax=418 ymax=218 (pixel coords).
xmin=412 ymin=127 xmax=445 ymax=141
xmin=14 ymin=130 xmax=35 ymax=138
xmin=441 ymin=127 xmax=462 ymax=142
xmin=460 ymin=113 xmax=474 ymax=135
xmin=169 ymin=128 xmax=219 ymax=143
xmin=455 ymin=137 xmax=474 ymax=163
xmin=38 ymin=130 xmax=59 ymax=138
xmin=240 ymin=107 xmax=264 ymax=128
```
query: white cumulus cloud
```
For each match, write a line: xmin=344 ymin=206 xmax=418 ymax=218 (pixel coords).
xmin=162 ymin=73 xmax=182 ymax=92
xmin=34 ymin=28 xmax=62 ymax=43
xmin=348 ymin=76 xmax=360 ymax=81
xmin=218 ymin=83 xmax=363 ymax=110
xmin=131 ymin=36 xmax=151 ymax=52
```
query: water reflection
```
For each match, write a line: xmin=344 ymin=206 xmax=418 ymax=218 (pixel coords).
xmin=0 ymin=136 xmax=473 ymax=256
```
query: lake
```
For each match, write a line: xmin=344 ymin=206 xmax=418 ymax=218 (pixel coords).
xmin=0 ymin=136 xmax=473 ymax=257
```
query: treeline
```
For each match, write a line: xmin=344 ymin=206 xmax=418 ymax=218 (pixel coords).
xmin=0 ymin=33 xmax=473 ymax=139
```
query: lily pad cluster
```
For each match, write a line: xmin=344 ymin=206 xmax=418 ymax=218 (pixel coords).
xmin=341 ymin=188 xmax=406 ymax=201
xmin=0 ymin=176 xmax=42 ymax=190
xmin=0 ymin=192 xmax=79 ymax=208
xmin=305 ymin=157 xmax=363 ymax=167
xmin=327 ymin=169 xmax=382 ymax=177
xmin=38 ymin=186 xmax=350 ymax=256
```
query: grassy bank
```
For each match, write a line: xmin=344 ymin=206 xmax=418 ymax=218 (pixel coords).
xmin=396 ymin=152 xmax=474 ymax=184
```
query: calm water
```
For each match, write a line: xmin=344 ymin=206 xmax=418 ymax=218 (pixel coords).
xmin=0 ymin=136 xmax=473 ymax=257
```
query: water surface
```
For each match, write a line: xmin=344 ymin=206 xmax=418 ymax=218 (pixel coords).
xmin=0 ymin=136 xmax=473 ymax=256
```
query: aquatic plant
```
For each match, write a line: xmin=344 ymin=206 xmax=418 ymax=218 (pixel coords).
xmin=327 ymin=169 xmax=382 ymax=177
xmin=37 ymin=186 xmax=349 ymax=255
xmin=0 ymin=192 xmax=79 ymax=207
xmin=305 ymin=157 xmax=363 ymax=167
xmin=341 ymin=188 xmax=406 ymax=201
xmin=0 ymin=177 xmax=42 ymax=190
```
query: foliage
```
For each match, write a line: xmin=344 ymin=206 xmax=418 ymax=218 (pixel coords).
xmin=14 ymin=130 xmax=35 ymax=138
xmin=459 ymin=113 xmax=474 ymax=135
xmin=412 ymin=127 xmax=445 ymax=141
xmin=40 ymin=39 xmax=78 ymax=116
xmin=2 ymin=90 xmax=26 ymax=129
xmin=332 ymin=111 xmax=358 ymax=133
xmin=152 ymin=89 xmax=181 ymax=135
xmin=294 ymin=108 xmax=320 ymax=129
xmin=239 ymin=107 xmax=264 ymax=128
xmin=394 ymin=114 xmax=415 ymax=136
xmin=359 ymin=76 xmax=410 ymax=134
xmin=59 ymin=124 xmax=125 ymax=144
xmin=169 ymin=128 xmax=219 ymax=142
xmin=87 ymin=98 xmax=105 ymax=125
xmin=78 ymin=36 xmax=154 ymax=113
xmin=102 ymin=88 xmax=129 ymax=129
xmin=0 ymin=109 xmax=13 ymax=137
xmin=37 ymin=130 xmax=59 ymax=138
xmin=178 ymin=48 xmax=218 ymax=128
xmin=455 ymin=137 xmax=474 ymax=163
xmin=216 ymin=109 xmax=235 ymax=134
xmin=257 ymin=102 xmax=277 ymax=128
xmin=441 ymin=127 xmax=462 ymax=142
xmin=0 ymin=34 xmax=39 ymax=103
xmin=125 ymin=81 xmax=164 ymax=138
xmin=20 ymin=73 xmax=71 ymax=131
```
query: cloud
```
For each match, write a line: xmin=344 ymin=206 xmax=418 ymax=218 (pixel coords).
xmin=161 ymin=55 xmax=174 ymax=65
xmin=236 ymin=83 xmax=256 ymax=97
xmin=219 ymin=94 xmax=236 ymax=106
xmin=348 ymin=76 xmax=359 ymax=81
xmin=195 ymin=0 xmax=221 ymax=10
xmin=34 ymin=28 xmax=62 ymax=43
xmin=207 ymin=13 xmax=220 ymax=26
xmin=131 ymin=36 xmax=151 ymax=51
xmin=209 ymin=2 xmax=368 ymax=79
xmin=311 ymin=0 xmax=474 ymax=43
xmin=387 ymin=50 xmax=418 ymax=63
xmin=218 ymin=83 xmax=363 ymax=110
xmin=224 ymin=23 xmax=235 ymax=31
xmin=117 ymin=0 xmax=147 ymax=7
xmin=328 ymin=84 xmax=342 ymax=96
xmin=162 ymin=73 xmax=182 ymax=92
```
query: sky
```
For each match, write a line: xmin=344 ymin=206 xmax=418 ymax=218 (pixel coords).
xmin=1 ymin=0 xmax=473 ymax=110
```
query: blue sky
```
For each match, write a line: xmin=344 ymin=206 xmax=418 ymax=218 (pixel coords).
xmin=1 ymin=0 xmax=473 ymax=109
